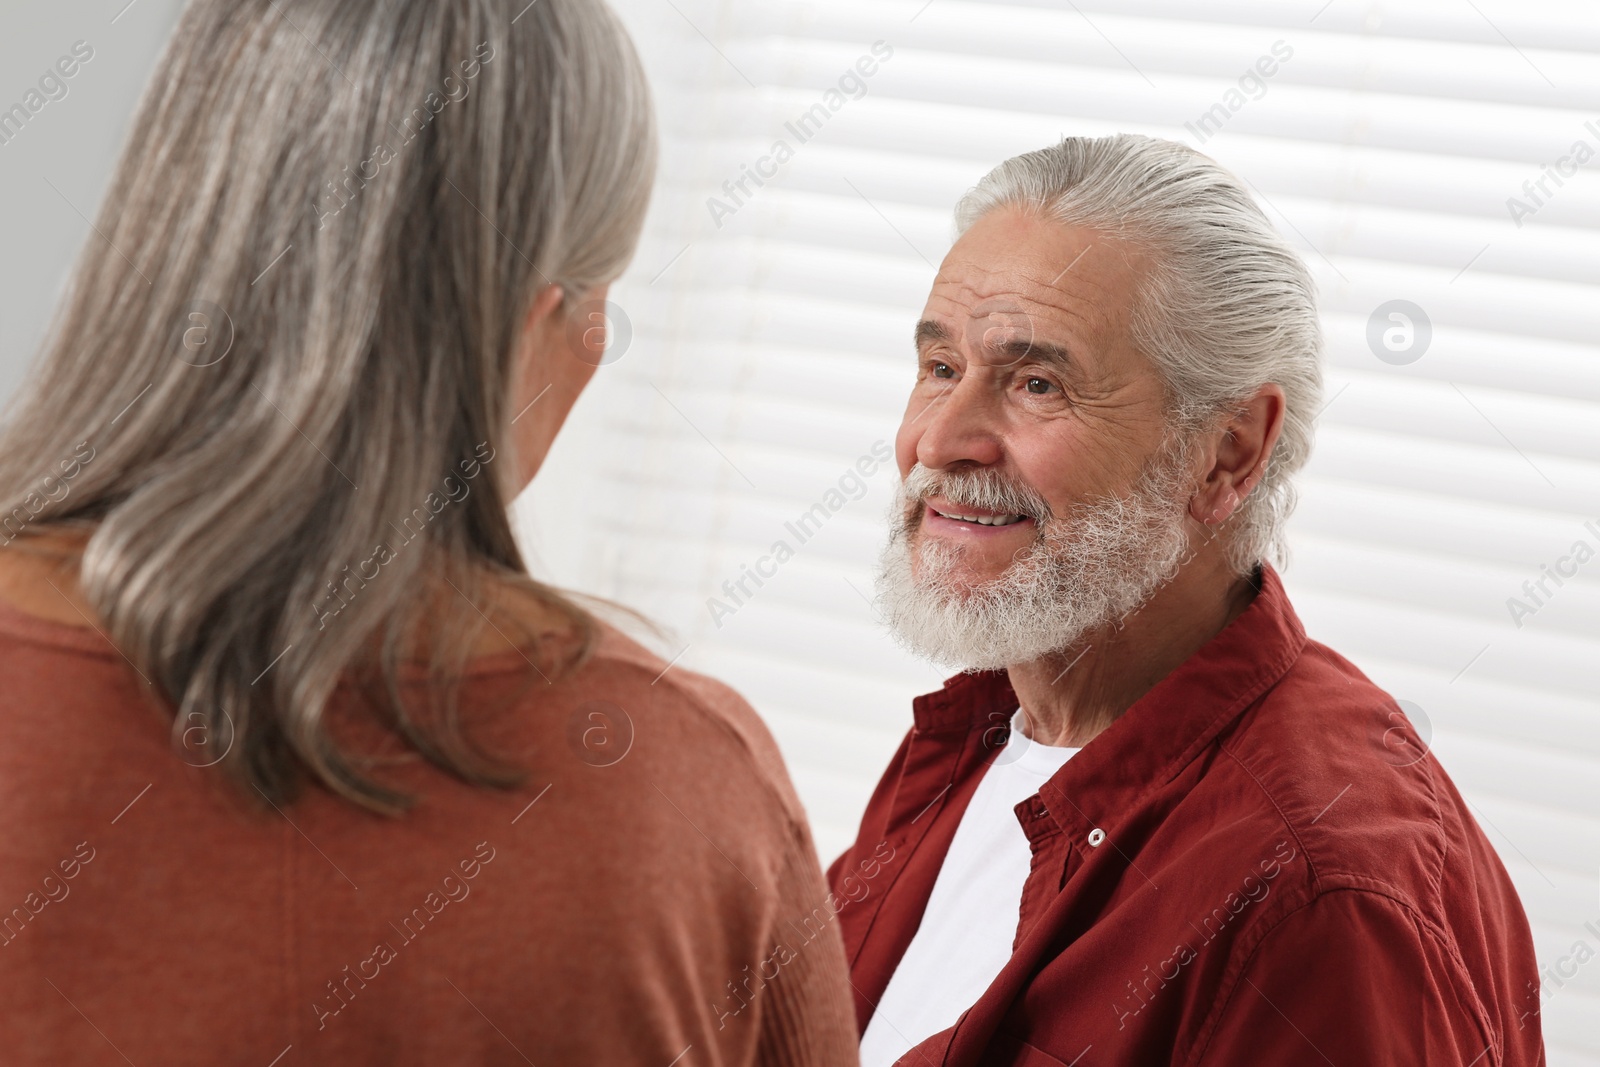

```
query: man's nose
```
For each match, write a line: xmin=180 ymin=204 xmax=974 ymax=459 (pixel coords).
xmin=914 ymin=376 xmax=1003 ymax=471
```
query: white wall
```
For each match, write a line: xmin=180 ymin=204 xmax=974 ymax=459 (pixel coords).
xmin=0 ymin=0 xmax=187 ymax=400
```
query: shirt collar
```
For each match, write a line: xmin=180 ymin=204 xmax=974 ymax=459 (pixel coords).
xmin=910 ymin=562 xmax=1306 ymax=852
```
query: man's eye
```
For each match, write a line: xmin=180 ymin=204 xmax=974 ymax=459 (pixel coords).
xmin=932 ymin=362 xmax=955 ymax=379
xmin=1025 ymin=377 xmax=1053 ymax=394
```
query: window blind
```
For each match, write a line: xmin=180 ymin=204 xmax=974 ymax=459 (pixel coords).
xmin=515 ymin=1 xmax=1600 ymax=1058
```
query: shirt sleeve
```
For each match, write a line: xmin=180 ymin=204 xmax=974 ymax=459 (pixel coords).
xmin=1191 ymin=888 xmax=1507 ymax=1067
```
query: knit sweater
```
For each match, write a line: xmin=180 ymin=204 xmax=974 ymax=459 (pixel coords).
xmin=0 ymin=599 xmax=859 ymax=1066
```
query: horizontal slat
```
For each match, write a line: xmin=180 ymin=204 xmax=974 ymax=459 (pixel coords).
xmin=737 ymin=0 xmax=1600 ymax=59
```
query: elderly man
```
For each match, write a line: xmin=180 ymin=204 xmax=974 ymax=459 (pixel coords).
xmin=829 ymin=134 xmax=1542 ymax=1066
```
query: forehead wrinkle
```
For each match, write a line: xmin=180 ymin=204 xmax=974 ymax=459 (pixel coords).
xmin=933 ymin=258 xmax=1115 ymax=342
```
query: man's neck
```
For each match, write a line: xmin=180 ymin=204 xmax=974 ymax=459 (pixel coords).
xmin=1007 ymin=555 xmax=1261 ymax=748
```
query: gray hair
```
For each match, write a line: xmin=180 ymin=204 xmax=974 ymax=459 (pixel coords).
xmin=0 ymin=0 xmax=656 ymax=813
xmin=954 ymin=133 xmax=1324 ymax=576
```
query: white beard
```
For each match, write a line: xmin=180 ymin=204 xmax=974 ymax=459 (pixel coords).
xmin=874 ymin=434 xmax=1197 ymax=671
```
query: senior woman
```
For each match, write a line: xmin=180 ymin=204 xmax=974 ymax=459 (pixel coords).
xmin=0 ymin=1 xmax=856 ymax=1064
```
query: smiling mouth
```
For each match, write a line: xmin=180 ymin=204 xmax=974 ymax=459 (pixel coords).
xmin=930 ymin=507 xmax=1028 ymax=527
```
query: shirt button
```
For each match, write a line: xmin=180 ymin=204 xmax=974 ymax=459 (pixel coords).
xmin=1087 ymin=828 xmax=1106 ymax=847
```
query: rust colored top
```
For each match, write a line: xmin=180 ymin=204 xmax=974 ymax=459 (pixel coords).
xmin=0 ymin=596 xmax=858 ymax=1066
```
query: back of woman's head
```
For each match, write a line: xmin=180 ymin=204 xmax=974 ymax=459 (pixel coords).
xmin=0 ymin=0 xmax=656 ymax=813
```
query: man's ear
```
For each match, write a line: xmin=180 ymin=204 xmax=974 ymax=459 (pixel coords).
xmin=1188 ymin=384 xmax=1286 ymax=526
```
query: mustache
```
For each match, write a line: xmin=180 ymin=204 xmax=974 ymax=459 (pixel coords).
xmin=900 ymin=464 xmax=1053 ymax=522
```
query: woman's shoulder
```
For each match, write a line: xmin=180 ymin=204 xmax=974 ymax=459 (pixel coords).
xmin=552 ymin=622 xmax=807 ymax=828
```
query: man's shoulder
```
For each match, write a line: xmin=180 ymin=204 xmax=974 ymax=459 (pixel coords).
xmin=1177 ymin=633 xmax=1542 ymax=1064
xmin=1202 ymin=634 xmax=1458 ymax=908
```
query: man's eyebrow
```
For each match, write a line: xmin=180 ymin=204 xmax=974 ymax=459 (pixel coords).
xmin=913 ymin=319 xmax=950 ymax=351
xmin=992 ymin=335 xmax=1075 ymax=376
xmin=914 ymin=318 xmax=1077 ymax=378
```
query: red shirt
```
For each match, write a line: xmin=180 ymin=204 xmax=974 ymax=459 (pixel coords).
xmin=827 ymin=562 xmax=1543 ymax=1066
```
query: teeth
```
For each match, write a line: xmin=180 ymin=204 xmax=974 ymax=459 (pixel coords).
xmin=934 ymin=509 xmax=1025 ymax=527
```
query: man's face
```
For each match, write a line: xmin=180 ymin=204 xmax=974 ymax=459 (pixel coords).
xmin=878 ymin=206 xmax=1200 ymax=668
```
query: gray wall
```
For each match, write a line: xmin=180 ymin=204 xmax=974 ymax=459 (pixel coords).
xmin=0 ymin=0 xmax=186 ymax=403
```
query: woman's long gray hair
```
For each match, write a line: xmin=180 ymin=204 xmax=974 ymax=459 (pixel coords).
xmin=0 ymin=0 xmax=656 ymax=813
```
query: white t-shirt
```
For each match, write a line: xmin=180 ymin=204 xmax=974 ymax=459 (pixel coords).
xmin=858 ymin=708 xmax=1081 ymax=1067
